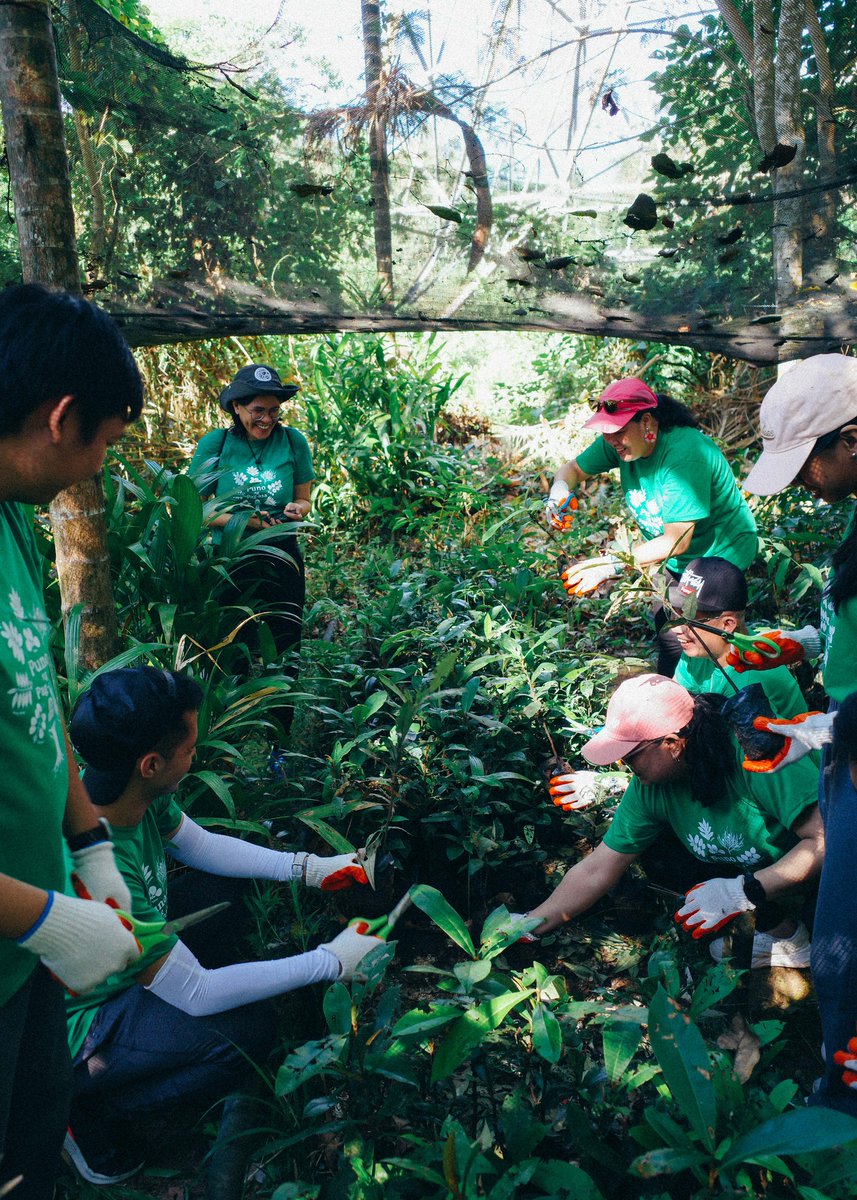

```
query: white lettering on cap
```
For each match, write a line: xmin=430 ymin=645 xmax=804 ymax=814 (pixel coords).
xmin=679 ymin=570 xmax=704 ymax=596
xmin=254 ymin=367 xmax=273 ymax=382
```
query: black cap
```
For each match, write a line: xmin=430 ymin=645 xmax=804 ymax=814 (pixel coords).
xmin=218 ymin=364 xmax=299 ymax=412
xmin=70 ymin=667 xmax=185 ymax=806
xmin=676 ymin=557 xmax=748 ymax=615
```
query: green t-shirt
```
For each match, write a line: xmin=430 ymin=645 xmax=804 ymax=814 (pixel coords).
xmin=189 ymin=425 xmax=314 ymax=542
xmin=818 ymin=513 xmax=857 ymax=703
xmin=0 ymin=503 xmax=70 ymax=1006
xmin=603 ymin=738 xmax=817 ymax=868
xmin=674 ymin=653 xmax=808 ymax=718
xmin=66 ymin=794 xmax=183 ymax=1057
xmin=575 ymin=426 xmax=758 ymax=574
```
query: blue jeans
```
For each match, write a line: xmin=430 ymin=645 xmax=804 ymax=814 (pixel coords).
xmin=0 ymin=966 xmax=72 ymax=1200
xmin=809 ymin=721 xmax=857 ymax=1115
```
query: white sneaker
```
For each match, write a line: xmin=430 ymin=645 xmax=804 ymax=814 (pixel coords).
xmin=709 ymin=921 xmax=811 ymax=969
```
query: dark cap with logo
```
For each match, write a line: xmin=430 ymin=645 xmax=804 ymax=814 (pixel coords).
xmin=676 ymin=556 xmax=748 ymax=614
xmin=70 ymin=667 xmax=196 ymax=806
xmin=218 ymin=364 xmax=300 ymax=412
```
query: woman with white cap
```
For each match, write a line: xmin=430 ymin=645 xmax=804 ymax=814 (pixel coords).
xmin=546 ymin=378 xmax=758 ymax=674
xmin=525 ymin=674 xmax=822 ymax=969
xmin=735 ymin=353 xmax=857 ymax=1114
xmin=189 ymin=365 xmax=315 ymax=774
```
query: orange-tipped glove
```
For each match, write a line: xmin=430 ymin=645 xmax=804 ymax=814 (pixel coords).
xmin=548 ymin=769 xmax=600 ymax=812
xmin=833 ymin=1034 xmax=857 ymax=1089
xmin=562 ymin=554 xmax=622 ymax=597
xmin=545 ymin=483 xmax=579 ymax=531
xmin=725 ymin=626 xmax=822 ymax=671
xmin=674 ymin=876 xmax=754 ymax=938
xmin=742 ymin=711 xmax=833 ymax=774
xmin=295 ymin=851 xmax=370 ymax=892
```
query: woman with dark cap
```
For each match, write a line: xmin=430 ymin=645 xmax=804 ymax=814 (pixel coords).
xmin=731 ymin=353 xmax=857 ymax=1116
xmin=189 ymin=365 xmax=314 ymax=773
xmin=546 ymin=377 xmax=757 ymax=674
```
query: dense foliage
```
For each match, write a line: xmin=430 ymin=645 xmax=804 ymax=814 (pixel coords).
xmin=44 ymin=333 xmax=857 ymax=1199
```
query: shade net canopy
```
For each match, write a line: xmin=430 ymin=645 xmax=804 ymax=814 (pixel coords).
xmin=29 ymin=0 xmax=857 ymax=362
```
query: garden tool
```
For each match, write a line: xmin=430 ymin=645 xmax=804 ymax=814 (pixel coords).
xmin=114 ymin=900 xmax=231 ymax=959
xmin=348 ymin=890 xmax=413 ymax=941
xmin=679 ymin=618 xmax=781 ymax=666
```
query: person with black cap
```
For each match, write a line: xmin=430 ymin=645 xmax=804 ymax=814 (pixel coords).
xmin=546 ymin=377 xmax=757 ymax=674
xmin=63 ymin=666 xmax=379 ymax=1186
xmin=189 ymin=364 xmax=314 ymax=774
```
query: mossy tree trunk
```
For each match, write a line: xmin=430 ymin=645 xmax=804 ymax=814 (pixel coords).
xmin=0 ymin=0 xmax=119 ymax=669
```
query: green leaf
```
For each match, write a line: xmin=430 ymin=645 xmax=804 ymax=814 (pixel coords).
xmin=719 ymin=1109 xmax=857 ymax=1171
xmin=168 ymin=472 xmax=204 ymax=563
xmin=603 ymin=1019 xmax=643 ymax=1084
xmin=410 ymin=884 xmax=476 ymax=957
xmin=193 ymin=769 xmax=236 ymax=818
xmin=530 ymin=1160 xmax=604 ymax=1199
xmin=501 ymin=1089 xmax=549 ymax=1164
xmin=648 ymin=985 xmax=717 ymax=1151
xmin=688 ymin=962 xmax=739 ymax=1020
xmin=479 ymin=905 xmax=542 ymax=960
xmin=323 ymin=982 xmax=352 ymax=1036
xmin=295 ymin=814 xmax=355 ymax=853
xmin=392 ymin=1005 xmax=462 ymax=1039
xmin=453 ymin=959 xmax=492 ymax=987
xmin=431 ymin=989 xmax=533 ymax=1081
xmin=631 ymin=1147 xmax=709 ymax=1178
xmin=461 ymin=676 xmax=480 ymax=713
xmin=531 ymin=1004 xmax=562 ymax=1063
xmin=425 ymin=203 xmax=463 ymax=223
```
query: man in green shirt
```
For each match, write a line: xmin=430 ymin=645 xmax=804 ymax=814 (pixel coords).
xmin=0 ymin=285 xmax=145 ymax=1200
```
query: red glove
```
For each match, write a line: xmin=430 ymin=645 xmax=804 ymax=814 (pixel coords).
xmin=742 ymin=711 xmax=831 ymax=774
xmin=296 ymin=852 xmax=370 ymax=892
xmin=833 ymin=1035 xmax=857 ymax=1089
xmin=725 ymin=626 xmax=821 ymax=672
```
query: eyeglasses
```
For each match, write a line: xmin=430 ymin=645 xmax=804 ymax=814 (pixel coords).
xmin=246 ymin=406 xmax=281 ymax=422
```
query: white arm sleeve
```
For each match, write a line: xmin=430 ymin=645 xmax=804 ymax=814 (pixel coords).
xmin=145 ymin=938 xmax=340 ymax=1016
xmin=167 ymin=816 xmax=295 ymax=882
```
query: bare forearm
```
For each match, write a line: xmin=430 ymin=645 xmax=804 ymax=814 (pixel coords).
xmin=63 ymin=727 xmax=101 ymax=838
xmin=553 ymin=461 xmax=589 ymax=490
xmin=755 ymin=839 xmax=823 ymax=899
xmin=527 ymin=844 xmax=636 ymax=933
xmin=0 ymin=875 xmax=49 ymax=939
xmin=632 ymin=523 xmax=695 ymax=568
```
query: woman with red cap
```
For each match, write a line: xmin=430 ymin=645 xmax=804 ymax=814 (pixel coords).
xmin=546 ymin=378 xmax=757 ymax=674
xmin=523 ymin=674 xmax=822 ymax=969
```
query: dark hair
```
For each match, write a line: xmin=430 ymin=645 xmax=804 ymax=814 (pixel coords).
xmin=631 ymin=392 xmax=699 ymax=432
xmin=828 ymin=511 xmax=857 ymax=612
xmin=0 ymin=284 xmax=143 ymax=440
xmin=833 ymin=691 xmax=857 ymax=767
xmin=153 ymin=673 xmax=204 ymax=758
xmin=679 ymin=692 xmax=738 ymax=807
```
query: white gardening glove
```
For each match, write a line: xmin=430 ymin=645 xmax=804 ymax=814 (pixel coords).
xmin=317 ymin=927 xmax=384 ymax=981
xmin=548 ymin=769 xmax=601 ymax=812
xmin=70 ymin=840 xmax=133 ymax=911
xmin=743 ymin=711 xmax=834 ymax=775
xmin=292 ymin=851 xmax=369 ymax=892
xmin=545 ymin=482 xmax=578 ymax=531
xmin=561 ymin=554 xmax=622 ymax=597
xmin=674 ymin=877 xmax=754 ymax=938
xmin=507 ymin=912 xmax=540 ymax=943
xmin=17 ymin=891 xmax=141 ymax=994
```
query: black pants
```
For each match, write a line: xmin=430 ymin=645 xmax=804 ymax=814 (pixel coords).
xmin=224 ymin=537 xmax=306 ymax=738
xmin=0 ymin=967 xmax=73 ymax=1200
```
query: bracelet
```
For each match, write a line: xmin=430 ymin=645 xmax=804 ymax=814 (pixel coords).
xmin=741 ymin=873 xmax=767 ymax=907
xmin=67 ymin=817 xmax=112 ymax=853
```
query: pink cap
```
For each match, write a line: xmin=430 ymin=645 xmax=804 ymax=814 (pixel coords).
xmin=581 ymin=674 xmax=695 ymax=766
xmin=583 ymin=377 xmax=658 ymax=433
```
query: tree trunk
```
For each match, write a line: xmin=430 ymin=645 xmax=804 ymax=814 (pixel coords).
xmin=0 ymin=0 xmax=119 ymax=669
xmin=803 ymin=0 xmax=838 ymax=286
xmin=772 ymin=0 xmax=806 ymax=319
xmin=361 ymin=0 xmax=394 ymax=300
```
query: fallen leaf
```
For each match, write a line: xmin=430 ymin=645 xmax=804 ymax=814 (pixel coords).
xmin=717 ymin=1013 xmax=760 ymax=1083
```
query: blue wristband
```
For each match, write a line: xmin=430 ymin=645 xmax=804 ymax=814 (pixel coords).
xmin=16 ymin=891 xmax=54 ymax=944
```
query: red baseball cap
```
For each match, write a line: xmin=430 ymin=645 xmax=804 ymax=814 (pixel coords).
xmin=581 ymin=674 xmax=695 ymax=766
xmin=583 ymin=377 xmax=658 ymax=434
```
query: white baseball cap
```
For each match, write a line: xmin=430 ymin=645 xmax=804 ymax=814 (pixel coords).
xmin=744 ymin=354 xmax=857 ymax=495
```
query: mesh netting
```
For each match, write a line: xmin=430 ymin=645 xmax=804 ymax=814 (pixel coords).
xmin=35 ymin=0 xmax=857 ymax=362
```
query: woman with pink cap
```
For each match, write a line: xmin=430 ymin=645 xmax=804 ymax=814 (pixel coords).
xmin=524 ymin=674 xmax=822 ymax=970
xmin=546 ymin=378 xmax=757 ymax=674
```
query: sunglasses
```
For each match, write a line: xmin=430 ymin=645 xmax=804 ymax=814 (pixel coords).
xmin=590 ymin=399 xmax=621 ymax=414
xmin=621 ymin=736 xmax=667 ymax=765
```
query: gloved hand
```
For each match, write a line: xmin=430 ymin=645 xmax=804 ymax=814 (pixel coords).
xmin=674 ymin=876 xmax=754 ymax=938
xmin=294 ymin=851 xmax=370 ymax=892
xmin=742 ymin=711 xmax=833 ymax=774
xmin=70 ymin=839 xmax=133 ymax=911
xmin=318 ymin=926 xmax=384 ymax=981
xmin=562 ymin=554 xmax=622 ymax=597
xmin=17 ymin=891 xmax=142 ymax=994
xmin=548 ymin=770 xmax=600 ymax=812
xmin=725 ymin=626 xmax=822 ymax=671
xmin=545 ymin=482 xmax=578 ymax=531
xmin=833 ymin=1033 xmax=857 ymax=1089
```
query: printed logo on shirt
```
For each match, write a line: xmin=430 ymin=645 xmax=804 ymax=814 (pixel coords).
xmin=2 ymin=588 xmax=63 ymax=772
xmin=685 ymin=817 xmax=762 ymax=866
xmin=142 ymin=860 xmax=169 ymax=916
xmin=626 ymin=487 xmax=664 ymax=538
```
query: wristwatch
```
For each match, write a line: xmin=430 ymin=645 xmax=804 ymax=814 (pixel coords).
xmin=67 ymin=817 xmax=112 ymax=853
xmin=741 ymin=872 xmax=767 ymax=907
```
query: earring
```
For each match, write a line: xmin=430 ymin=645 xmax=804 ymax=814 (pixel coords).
xmin=644 ymin=428 xmax=657 ymax=444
